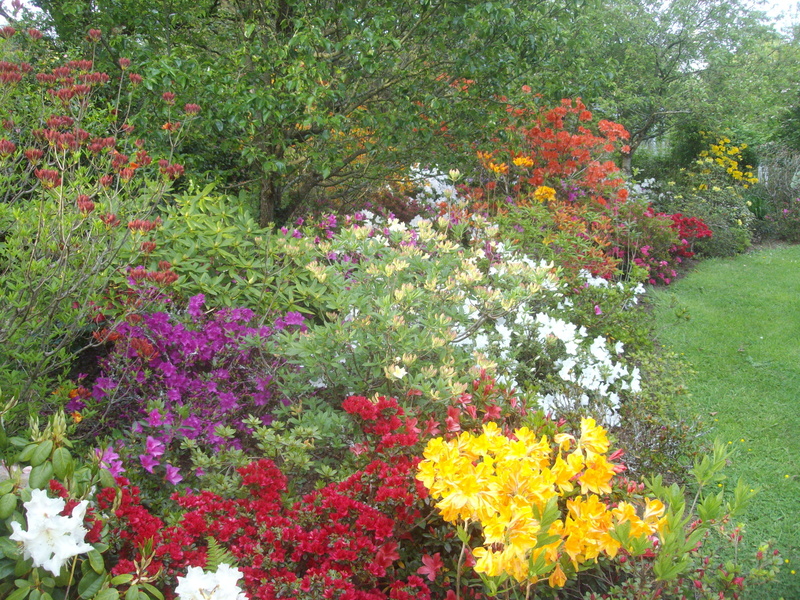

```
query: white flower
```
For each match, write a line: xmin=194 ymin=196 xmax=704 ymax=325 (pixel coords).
xmin=9 ymin=489 xmax=92 ymax=575
xmin=384 ymin=364 xmax=407 ymax=380
xmin=175 ymin=564 xmax=248 ymax=600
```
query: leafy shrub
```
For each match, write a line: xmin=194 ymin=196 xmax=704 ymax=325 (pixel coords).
xmin=0 ymin=28 xmax=195 ymax=411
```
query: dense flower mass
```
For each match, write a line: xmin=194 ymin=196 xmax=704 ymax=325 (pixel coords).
xmin=417 ymin=419 xmax=665 ymax=588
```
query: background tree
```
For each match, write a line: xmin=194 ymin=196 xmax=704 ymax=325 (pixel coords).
xmin=28 ymin=0 xmax=580 ymax=225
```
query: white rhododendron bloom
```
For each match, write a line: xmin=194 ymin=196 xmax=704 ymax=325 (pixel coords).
xmin=9 ymin=488 xmax=92 ymax=575
xmin=176 ymin=564 xmax=248 ymax=600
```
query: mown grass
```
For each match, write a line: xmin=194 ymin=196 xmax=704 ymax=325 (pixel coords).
xmin=652 ymin=243 xmax=800 ymax=600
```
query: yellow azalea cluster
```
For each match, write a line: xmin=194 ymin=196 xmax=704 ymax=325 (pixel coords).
xmin=697 ymin=137 xmax=758 ymax=188
xmin=416 ymin=419 xmax=665 ymax=588
xmin=533 ymin=185 xmax=556 ymax=203
xmin=488 ymin=161 xmax=509 ymax=175
xmin=512 ymin=155 xmax=535 ymax=168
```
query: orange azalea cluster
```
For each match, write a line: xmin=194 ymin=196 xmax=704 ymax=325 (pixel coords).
xmin=475 ymin=97 xmax=630 ymax=207
xmin=416 ymin=419 xmax=665 ymax=589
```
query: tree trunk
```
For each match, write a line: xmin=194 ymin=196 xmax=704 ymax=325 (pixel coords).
xmin=258 ymin=172 xmax=280 ymax=227
xmin=621 ymin=150 xmax=633 ymax=176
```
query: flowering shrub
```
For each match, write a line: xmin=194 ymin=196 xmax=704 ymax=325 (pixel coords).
xmin=417 ymin=422 xmax=779 ymax=599
xmin=99 ymin=396 xmax=434 ymax=600
xmin=472 ymin=96 xmax=630 ymax=207
xmin=82 ymin=295 xmax=310 ymax=493
xmin=417 ymin=417 xmax=663 ymax=595
xmin=0 ymin=27 xmax=196 ymax=412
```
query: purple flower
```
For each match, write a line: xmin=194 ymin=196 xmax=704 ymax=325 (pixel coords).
xmin=65 ymin=398 xmax=85 ymax=412
xmin=145 ymin=436 xmax=165 ymax=458
xmin=139 ymin=454 xmax=159 ymax=473
xmin=96 ymin=446 xmax=125 ymax=477
xmin=159 ymin=361 xmax=177 ymax=378
xmin=91 ymin=377 xmax=117 ymax=399
xmin=146 ymin=409 xmax=166 ymax=428
xmin=218 ymin=392 xmax=238 ymax=411
xmin=164 ymin=464 xmax=183 ymax=485
xmin=188 ymin=294 xmax=206 ymax=319
xmin=283 ymin=311 xmax=305 ymax=327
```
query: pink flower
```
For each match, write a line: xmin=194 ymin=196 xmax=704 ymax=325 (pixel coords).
xmin=165 ymin=464 xmax=183 ymax=485
xmin=145 ymin=435 xmax=165 ymax=457
xmin=139 ymin=454 xmax=159 ymax=473
xmin=594 ymin=305 xmax=602 ymax=315
xmin=417 ymin=553 xmax=444 ymax=582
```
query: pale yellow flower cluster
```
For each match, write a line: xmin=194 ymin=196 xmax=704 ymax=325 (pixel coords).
xmin=416 ymin=419 xmax=665 ymax=588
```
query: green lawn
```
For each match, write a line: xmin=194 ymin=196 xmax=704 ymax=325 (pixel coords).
xmin=652 ymin=244 xmax=800 ymax=600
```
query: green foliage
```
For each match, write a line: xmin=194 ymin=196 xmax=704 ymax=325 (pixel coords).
xmin=616 ymin=350 xmax=703 ymax=482
xmin=0 ymin=31 xmax=194 ymax=410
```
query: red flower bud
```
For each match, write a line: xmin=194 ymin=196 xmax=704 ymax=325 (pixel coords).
xmin=76 ymin=195 xmax=95 ymax=214
xmin=87 ymin=29 xmax=102 ymax=42
xmin=118 ymin=58 xmax=131 ymax=69
xmin=0 ymin=139 xmax=16 ymax=156
xmin=184 ymin=103 xmax=201 ymax=115
xmin=27 ymin=28 xmax=43 ymax=40
xmin=161 ymin=91 xmax=176 ymax=105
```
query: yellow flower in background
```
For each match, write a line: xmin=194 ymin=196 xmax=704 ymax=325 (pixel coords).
xmin=534 ymin=186 xmax=557 ymax=203
xmin=513 ymin=155 xmax=535 ymax=168
xmin=488 ymin=161 xmax=509 ymax=175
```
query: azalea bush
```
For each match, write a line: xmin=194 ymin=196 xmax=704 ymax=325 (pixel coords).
xmin=417 ymin=420 xmax=779 ymax=600
xmin=0 ymin=27 xmax=196 ymax=414
xmin=643 ymin=135 xmax=756 ymax=258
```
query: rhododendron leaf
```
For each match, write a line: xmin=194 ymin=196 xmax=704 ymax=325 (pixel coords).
xmin=94 ymin=589 xmax=120 ymax=600
xmin=77 ymin=569 xmax=103 ymax=598
xmin=110 ymin=574 xmax=134 ymax=586
xmin=30 ymin=441 xmax=53 ymax=467
xmin=139 ymin=583 xmax=164 ymax=600
xmin=87 ymin=548 xmax=104 ymax=574
xmin=27 ymin=463 xmax=53 ymax=490
xmin=51 ymin=448 xmax=73 ymax=480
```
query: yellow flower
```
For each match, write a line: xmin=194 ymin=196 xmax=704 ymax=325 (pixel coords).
xmin=552 ymin=451 xmax=583 ymax=493
xmin=579 ymin=453 xmax=615 ymax=495
xmin=512 ymin=155 xmax=534 ymax=168
xmin=577 ymin=418 xmax=609 ymax=456
xmin=533 ymin=186 xmax=557 ymax=203
xmin=549 ymin=563 xmax=567 ymax=587
xmin=488 ymin=161 xmax=509 ymax=175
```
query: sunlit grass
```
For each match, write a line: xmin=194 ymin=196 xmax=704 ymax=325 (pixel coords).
xmin=652 ymin=244 xmax=800 ymax=599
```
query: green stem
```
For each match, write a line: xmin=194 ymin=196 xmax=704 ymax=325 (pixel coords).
xmin=456 ymin=521 xmax=468 ymax=600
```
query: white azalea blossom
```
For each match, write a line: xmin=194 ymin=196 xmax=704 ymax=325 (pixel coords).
xmin=384 ymin=364 xmax=407 ymax=380
xmin=9 ymin=488 xmax=92 ymax=576
xmin=175 ymin=564 xmax=248 ymax=600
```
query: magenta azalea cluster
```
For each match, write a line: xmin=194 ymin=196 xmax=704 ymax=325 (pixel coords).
xmin=86 ymin=295 xmax=306 ymax=484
